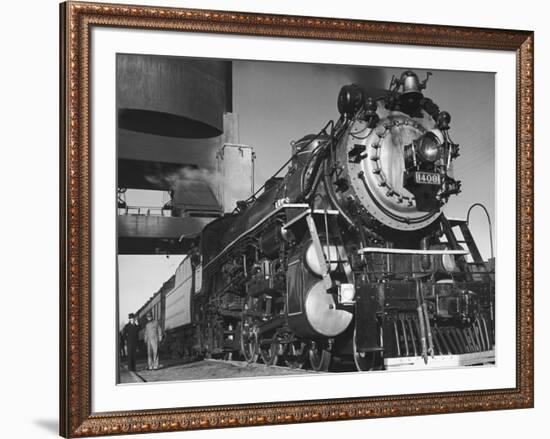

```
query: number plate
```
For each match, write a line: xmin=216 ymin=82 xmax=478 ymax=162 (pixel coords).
xmin=415 ymin=172 xmax=441 ymax=185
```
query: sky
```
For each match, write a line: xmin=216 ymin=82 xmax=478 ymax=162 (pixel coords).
xmin=118 ymin=60 xmax=495 ymax=323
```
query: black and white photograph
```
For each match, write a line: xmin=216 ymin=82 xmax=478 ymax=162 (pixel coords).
xmin=116 ymin=54 xmax=496 ymax=384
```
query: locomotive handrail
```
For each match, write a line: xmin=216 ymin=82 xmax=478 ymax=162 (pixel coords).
xmin=118 ymin=205 xmax=171 ymax=216
xmin=466 ymin=203 xmax=494 ymax=260
xmin=281 ymin=208 xmax=339 ymax=230
xmin=357 ymin=247 xmax=469 ymax=255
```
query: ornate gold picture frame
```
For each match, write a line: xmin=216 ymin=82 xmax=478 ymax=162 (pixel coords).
xmin=60 ymin=1 xmax=534 ymax=437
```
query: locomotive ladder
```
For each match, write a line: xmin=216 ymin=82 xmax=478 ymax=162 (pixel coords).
xmin=444 ymin=216 xmax=493 ymax=283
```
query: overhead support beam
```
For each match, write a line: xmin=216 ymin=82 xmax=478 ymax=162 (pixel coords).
xmin=117 ymin=215 xmax=217 ymax=254
xmin=118 ymin=238 xmax=187 ymax=255
xmin=118 ymin=215 xmax=211 ymax=240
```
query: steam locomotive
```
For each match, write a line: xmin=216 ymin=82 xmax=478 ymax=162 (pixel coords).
xmin=133 ymin=70 xmax=495 ymax=372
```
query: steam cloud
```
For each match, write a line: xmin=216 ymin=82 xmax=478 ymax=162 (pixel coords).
xmin=144 ymin=165 xmax=252 ymax=211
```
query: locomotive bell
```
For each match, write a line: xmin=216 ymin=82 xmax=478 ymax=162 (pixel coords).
xmin=399 ymin=71 xmax=423 ymax=114
xmin=401 ymin=71 xmax=422 ymax=96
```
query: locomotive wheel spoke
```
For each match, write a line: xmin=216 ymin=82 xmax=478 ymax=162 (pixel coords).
xmin=240 ymin=321 xmax=259 ymax=364
xmin=308 ymin=342 xmax=332 ymax=372
xmin=260 ymin=340 xmax=281 ymax=366
xmin=283 ymin=341 xmax=307 ymax=369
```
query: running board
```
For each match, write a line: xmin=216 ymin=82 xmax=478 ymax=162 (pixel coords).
xmin=358 ymin=247 xmax=469 ymax=256
xmin=384 ymin=350 xmax=495 ymax=370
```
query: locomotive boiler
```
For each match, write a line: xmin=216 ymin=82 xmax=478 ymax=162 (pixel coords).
xmin=140 ymin=70 xmax=495 ymax=372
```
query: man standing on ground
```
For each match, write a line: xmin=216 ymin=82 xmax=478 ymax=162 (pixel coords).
xmin=119 ymin=330 xmax=126 ymax=360
xmin=145 ymin=311 xmax=163 ymax=370
xmin=123 ymin=313 xmax=139 ymax=372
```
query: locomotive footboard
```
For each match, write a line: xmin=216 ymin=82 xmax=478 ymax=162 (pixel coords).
xmin=384 ymin=350 xmax=495 ymax=371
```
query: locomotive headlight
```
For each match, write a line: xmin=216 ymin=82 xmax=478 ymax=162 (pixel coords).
xmin=416 ymin=131 xmax=443 ymax=163
xmin=338 ymin=283 xmax=356 ymax=305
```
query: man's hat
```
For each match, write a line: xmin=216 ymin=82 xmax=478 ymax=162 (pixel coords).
xmin=128 ymin=313 xmax=135 ymax=318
